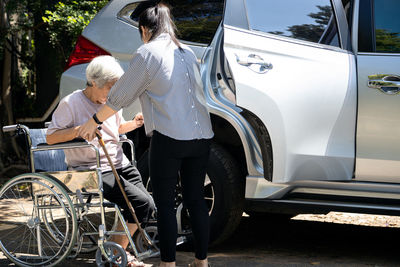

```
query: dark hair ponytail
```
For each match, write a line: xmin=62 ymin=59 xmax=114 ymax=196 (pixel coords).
xmin=138 ymin=2 xmax=182 ymax=50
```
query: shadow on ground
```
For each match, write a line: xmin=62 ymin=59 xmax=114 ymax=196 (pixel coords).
xmin=1 ymin=214 xmax=400 ymax=266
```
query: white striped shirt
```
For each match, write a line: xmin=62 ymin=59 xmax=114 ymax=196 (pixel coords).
xmin=106 ymin=33 xmax=214 ymax=141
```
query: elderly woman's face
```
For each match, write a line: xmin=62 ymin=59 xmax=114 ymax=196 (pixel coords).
xmin=93 ymin=80 xmax=117 ymax=104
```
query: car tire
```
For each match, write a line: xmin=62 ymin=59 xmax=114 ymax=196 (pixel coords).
xmin=136 ymin=141 xmax=245 ymax=246
xmin=207 ymin=142 xmax=244 ymax=245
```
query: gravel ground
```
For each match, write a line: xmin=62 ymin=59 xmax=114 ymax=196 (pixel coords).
xmin=293 ymin=212 xmax=400 ymax=227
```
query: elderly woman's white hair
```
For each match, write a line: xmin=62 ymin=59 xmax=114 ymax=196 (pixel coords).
xmin=86 ymin=56 xmax=124 ymax=88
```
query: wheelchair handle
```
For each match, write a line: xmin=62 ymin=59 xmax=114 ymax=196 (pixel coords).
xmin=2 ymin=124 xmax=30 ymax=136
xmin=2 ymin=124 xmax=19 ymax=133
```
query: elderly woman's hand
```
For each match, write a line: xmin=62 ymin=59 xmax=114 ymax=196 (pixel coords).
xmin=77 ymin=117 xmax=100 ymax=141
xmin=133 ymin=112 xmax=144 ymax=128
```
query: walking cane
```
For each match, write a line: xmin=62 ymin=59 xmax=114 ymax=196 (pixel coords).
xmin=95 ymin=128 xmax=154 ymax=248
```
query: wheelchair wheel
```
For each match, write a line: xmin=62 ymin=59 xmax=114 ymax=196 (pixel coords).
xmin=40 ymin=190 xmax=118 ymax=255
xmin=0 ymin=173 xmax=77 ymax=266
xmin=95 ymin=241 xmax=127 ymax=267
xmin=134 ymin=225 xmax=160 ymax=254
xmin=77 ymin=207 xmax=118 ymax=253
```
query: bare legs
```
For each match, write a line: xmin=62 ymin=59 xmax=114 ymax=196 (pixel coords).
xmin=110 ymin=221 xmax=138 ymax=249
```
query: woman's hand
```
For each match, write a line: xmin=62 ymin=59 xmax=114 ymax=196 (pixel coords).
xmin=133 ymin=112 xmax=144 ymax=128
xmin=77 ymin=117 xmax=99 ymax=141
xmin=118 ymin=112 xmax=144 ymax=134
xmin=78 ymin=105 xmax=117 ymax=140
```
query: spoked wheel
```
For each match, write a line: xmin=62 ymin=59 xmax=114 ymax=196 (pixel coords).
xmin=0 ymin=173 xmax=77 ymax=267
xmin=134 ymin=225 xmax=159 ymax=253
xmin=95 ymin=241 xmax=127 ymax=267
xmin=43 ymin=200 xmax=104 ymax=254
xmin=41 ymin=190 xmax=118 ymax=254
xmin=76 ymin=212 xmax=104 ymax=253
xmin=76 ymin=207 xmax=118 ymax=253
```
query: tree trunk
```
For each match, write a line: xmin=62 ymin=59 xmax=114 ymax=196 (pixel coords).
xmin=1 ymin=0 xmax=20 ymax=166
xmin=1 ymin=38 xmax=13 ymax=128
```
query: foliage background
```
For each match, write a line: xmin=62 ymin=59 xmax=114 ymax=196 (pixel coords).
xmin=0 ymin=0 xmax=107 ymax=181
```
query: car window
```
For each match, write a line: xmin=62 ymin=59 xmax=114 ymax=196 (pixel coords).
xmin=245 ymin=0 xmax=340 ymax=47
xmin=120 ymin=0 xmax=223 ymax=44
xmin=374 ymin=0 xmax=400 ymax=53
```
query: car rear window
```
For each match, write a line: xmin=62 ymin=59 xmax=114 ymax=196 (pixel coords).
xmin=123 ymin=0 xmax=223 ymax=45
xmin=245 ymin=0 xmax=340 ymax=47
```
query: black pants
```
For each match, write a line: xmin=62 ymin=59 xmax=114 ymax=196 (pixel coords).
xmin=102 ymin=164 xmax=155 ymax=223
xmin=149 ymin=131 xmax=211 ymax=262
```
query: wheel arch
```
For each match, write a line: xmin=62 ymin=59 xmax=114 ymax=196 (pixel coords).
xmin=210 ymin=113 xmax=247 ymax=178
xmin=209 ymin=109 xmax=273 ymax=181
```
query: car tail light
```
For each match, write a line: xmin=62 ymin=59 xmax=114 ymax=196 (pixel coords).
xmin=64 ymin=35 xmax=110 ymax=71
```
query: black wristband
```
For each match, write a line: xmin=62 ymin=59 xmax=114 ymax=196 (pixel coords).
xmin=92 ymin=113 xmax=103 ymax=125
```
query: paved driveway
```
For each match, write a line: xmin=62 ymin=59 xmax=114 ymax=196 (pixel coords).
xmin=1 ymin=213 xmax=400 ymax=266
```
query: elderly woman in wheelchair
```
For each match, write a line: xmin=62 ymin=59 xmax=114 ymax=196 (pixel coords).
xmin=0 ymin=56 xmax=156 ymax=267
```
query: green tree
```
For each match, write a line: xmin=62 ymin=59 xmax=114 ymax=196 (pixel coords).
xmin=375 ymin=29 xmax=400 ymax=52
xmin=42 ymin=0 xmax=108 ymax=61
xmin=287 ymin=5 xmax=332 ymax=43
xmin=0 ymin=0 xmax=107 ymax=179
xmin=168 ymin=0 xmax=223 ymax=44
xmin=308 ymin=5 xmax=332 ymax=25
xmin=269 ymin=5 xmax=333 ymax=43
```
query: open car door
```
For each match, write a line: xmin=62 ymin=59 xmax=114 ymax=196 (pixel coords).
xmin=222 ymin=0 xmax=357 ymax=183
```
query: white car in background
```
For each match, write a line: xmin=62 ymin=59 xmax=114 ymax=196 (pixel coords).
xmin=60 ymin=0 xmax=400 ymax=245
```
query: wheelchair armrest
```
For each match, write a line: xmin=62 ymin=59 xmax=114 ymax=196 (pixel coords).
xmin=119 ymin=134 xmax=128 ymax=141
xmin=33 ymin=138 xmax=101 ymax=169
xmin=119 ymin=134 xmax=136 ymax=165
xmin=34 ymin=138 xmax=92 ymax=151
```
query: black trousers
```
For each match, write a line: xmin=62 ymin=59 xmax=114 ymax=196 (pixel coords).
xmin=102 ymin=164 xmax=155 ymax=223
xmin=149 ymin=131 xmax=211 ymax=262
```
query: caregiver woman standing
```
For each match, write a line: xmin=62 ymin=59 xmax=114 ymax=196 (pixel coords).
xmin=78 ymin=2 xmax=213 ymax=267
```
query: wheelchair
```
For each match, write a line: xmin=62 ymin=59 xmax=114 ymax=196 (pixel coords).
xmin=0 ymin=124 xmax=161 ymax=266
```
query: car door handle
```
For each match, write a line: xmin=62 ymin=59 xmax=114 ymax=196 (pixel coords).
xmin=368 ymin=74 xmax=400 ymax=95
xmin=236 ymin=54 xmax=273 ymax=73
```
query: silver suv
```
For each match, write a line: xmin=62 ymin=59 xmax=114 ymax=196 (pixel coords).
xmin=60 ymin=0 xmax=400 ymax=244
